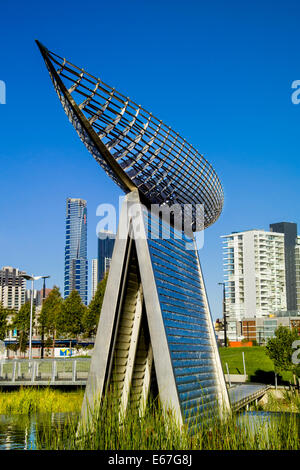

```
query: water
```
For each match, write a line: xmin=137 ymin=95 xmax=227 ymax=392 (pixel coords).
xmin=0 ymin=410 xmax=298 ymax=450
xmin=0 ymin=412 xmax=79 ymax=450
xmin=237 ymin=410 xmax=299 ymax=428
xmin=236 ymin=410 xmax=299 ymax=446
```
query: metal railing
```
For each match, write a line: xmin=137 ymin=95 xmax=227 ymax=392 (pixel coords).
xmin=0 ymin=358 xmax=91 ymax=386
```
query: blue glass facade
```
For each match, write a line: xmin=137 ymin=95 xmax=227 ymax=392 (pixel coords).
xmin=97 ymin=233 xmax=115 ymax=282
xmin=146 ymin=213 xmax=220 ymax=428
xmin=64 ymin=198 xmax=88 ymax=305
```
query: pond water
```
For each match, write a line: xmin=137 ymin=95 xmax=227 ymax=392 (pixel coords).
xmin=0 ymin=410 xmax=298 ymax=450
xmin=0 ymin=412 xmax=79 ymax=450
xmin=237 ymin=410 xmax=299 ymax=432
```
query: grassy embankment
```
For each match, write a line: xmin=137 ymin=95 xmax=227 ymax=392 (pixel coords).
xmin=255 ymin=389 xmax=300 ymax=413
xmin=219 ymin=346 xmax=294 ymax=384
xmin=0 ymin=387 xmax=84 ymax=414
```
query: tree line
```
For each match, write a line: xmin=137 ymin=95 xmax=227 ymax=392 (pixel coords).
xmin=0 ymin=275 xmax=107 ymax=356
xmin=265 ymin=325 xmax=300 ymax=385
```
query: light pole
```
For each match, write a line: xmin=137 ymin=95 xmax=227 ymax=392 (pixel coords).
xmin=22 ymin=274 xmax=49 ymax=360
xmin=218 ymin=282 xmax=227 ymax=347
xmin=41 ymin=276 xmax=50 ymax=359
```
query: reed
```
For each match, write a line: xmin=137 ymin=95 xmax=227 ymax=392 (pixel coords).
xmin=1 ymin=388 xmax=298 ymax=449
xmin=35 ymin=390 xmax=299 ymax=450
xmin=253 ymin=389 xmax=300 ymax=413
xmin=0 ymin=388 xmax=84 ymax=414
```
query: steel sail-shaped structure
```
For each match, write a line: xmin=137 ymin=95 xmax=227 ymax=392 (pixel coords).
xmin=36 ymin=41 xmax=223 ymax=231
xmin=37 ymin=41 xmax=230 ymax=430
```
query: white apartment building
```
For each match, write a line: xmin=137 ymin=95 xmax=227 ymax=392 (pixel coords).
xmin=104 ymin=256 xmax=112 ymax=275
xmin=91 ymin=258 xmax=98 ymax=299
xmin=25 ymin=289 xmax=42 ymax=307
xmin=295 ymin=236 xmax=300 ymax=310
xmin=0 ymin=266 xmax=27 ymax=311
xmin=221 ymin=230 xmax=286 ymax=323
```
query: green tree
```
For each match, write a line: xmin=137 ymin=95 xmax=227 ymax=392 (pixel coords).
xmin=60 ymin=290 xmax=86 ymax=339
xmin=39 ymin=286 xmax=63 ymax=357
xmin=13 ymin=302 xmax=35 ymax=356
xmin=265 ymin=325 xmax=299 ymax=384
xmin=0 ymin=304 xmax=8 ymax=340
xmin=83 ymin=274 xmax=108 ymax=337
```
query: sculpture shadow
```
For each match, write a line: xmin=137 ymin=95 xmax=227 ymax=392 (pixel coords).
xmin=249 ymin=369 xmax=288 ymax=385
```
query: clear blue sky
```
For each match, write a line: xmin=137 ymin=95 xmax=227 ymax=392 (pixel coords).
xmin=0 ymin=0 xmax=299 ymax=318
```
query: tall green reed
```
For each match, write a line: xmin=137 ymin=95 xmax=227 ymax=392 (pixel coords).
xmin=35 ymin=388 xmax=299 ymax=450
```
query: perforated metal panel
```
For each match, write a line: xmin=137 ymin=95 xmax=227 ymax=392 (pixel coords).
xmin=80 ymin=192 xmax=229 ymax=429
xmin=146 ymin=213 xmax=220 ymax=427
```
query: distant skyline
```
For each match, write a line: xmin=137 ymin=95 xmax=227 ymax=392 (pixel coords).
xmin=1 ymin=0 xmax=300 ymax=318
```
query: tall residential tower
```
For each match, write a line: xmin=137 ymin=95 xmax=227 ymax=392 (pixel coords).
xmin=91 ymin=258 xmax=98 ymax=299
xmin=64 ymin=198 xmax=88 ymax=305
xmin=222 ymin=221 xmax=300 ymax=316
xmin=270 ymin=222 xmax=298 ymax=311
xmin=97 ymin=231 xmax=115 ymax=283
xmin=0 ymin=266 xmax=27 ymax=311
xmin=221 ymin=230 xmax=287 ymax=322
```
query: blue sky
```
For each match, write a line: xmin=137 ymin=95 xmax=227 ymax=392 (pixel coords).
xmin=0 ymin=0 xmax=299 ymax=318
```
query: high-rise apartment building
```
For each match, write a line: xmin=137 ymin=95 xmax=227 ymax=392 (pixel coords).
xmin=97 ymin=231 xmax=115 ymax=282
xmin=25 ymin=287 xmax=52 ymax=307
xmin=91 ymin=258 xmax=98 ymax=299
xmin=25 ymin=289 xmax=41 ymax=307
xmin=64 ymin=198 xmax=88 ymax=305
xmin=0 ymin=266 xmax=27 ymax=311
xmin=221 ymin=230 xmax=286 ymax=322
xmin=295 ymin=236 xmax=300 ymax=310
xmin=270 ymin=222 xmax=299 ymax=311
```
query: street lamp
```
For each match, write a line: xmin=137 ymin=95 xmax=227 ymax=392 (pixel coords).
xmin=41 ymin=276 xmax=50 ymax=359
xmin=41 ymin=275 xmax=50 ymax=300
xmin=22 ymin=274 xmax=50 ymax=360
xmin=218 ymin=282 xmax=227 ymax=347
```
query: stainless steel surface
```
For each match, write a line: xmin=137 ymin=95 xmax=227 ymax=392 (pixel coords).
xmin=36 ymin=41 xmax=224 ymax=231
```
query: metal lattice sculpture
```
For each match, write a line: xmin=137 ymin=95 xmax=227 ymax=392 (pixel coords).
xmin=37 ymin=41 xmax=230 ymax=429
xmin=36 ymin=41 xmax=223 ymax=231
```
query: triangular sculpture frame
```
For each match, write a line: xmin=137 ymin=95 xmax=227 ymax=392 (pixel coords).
xmin=82 ymin=191 xmax=230 ymax=430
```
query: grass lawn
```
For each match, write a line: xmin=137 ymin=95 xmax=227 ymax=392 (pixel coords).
xmin=218 ymin=346 xmax=293 ymax=384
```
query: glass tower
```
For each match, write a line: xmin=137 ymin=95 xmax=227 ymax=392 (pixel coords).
xmin=64 ymin=198 xmax=88 ymax=305
xmin=270 ymin=222 xmax=298 ymax=311
xmin=97 ymin=231 xmax=115 ymax=282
